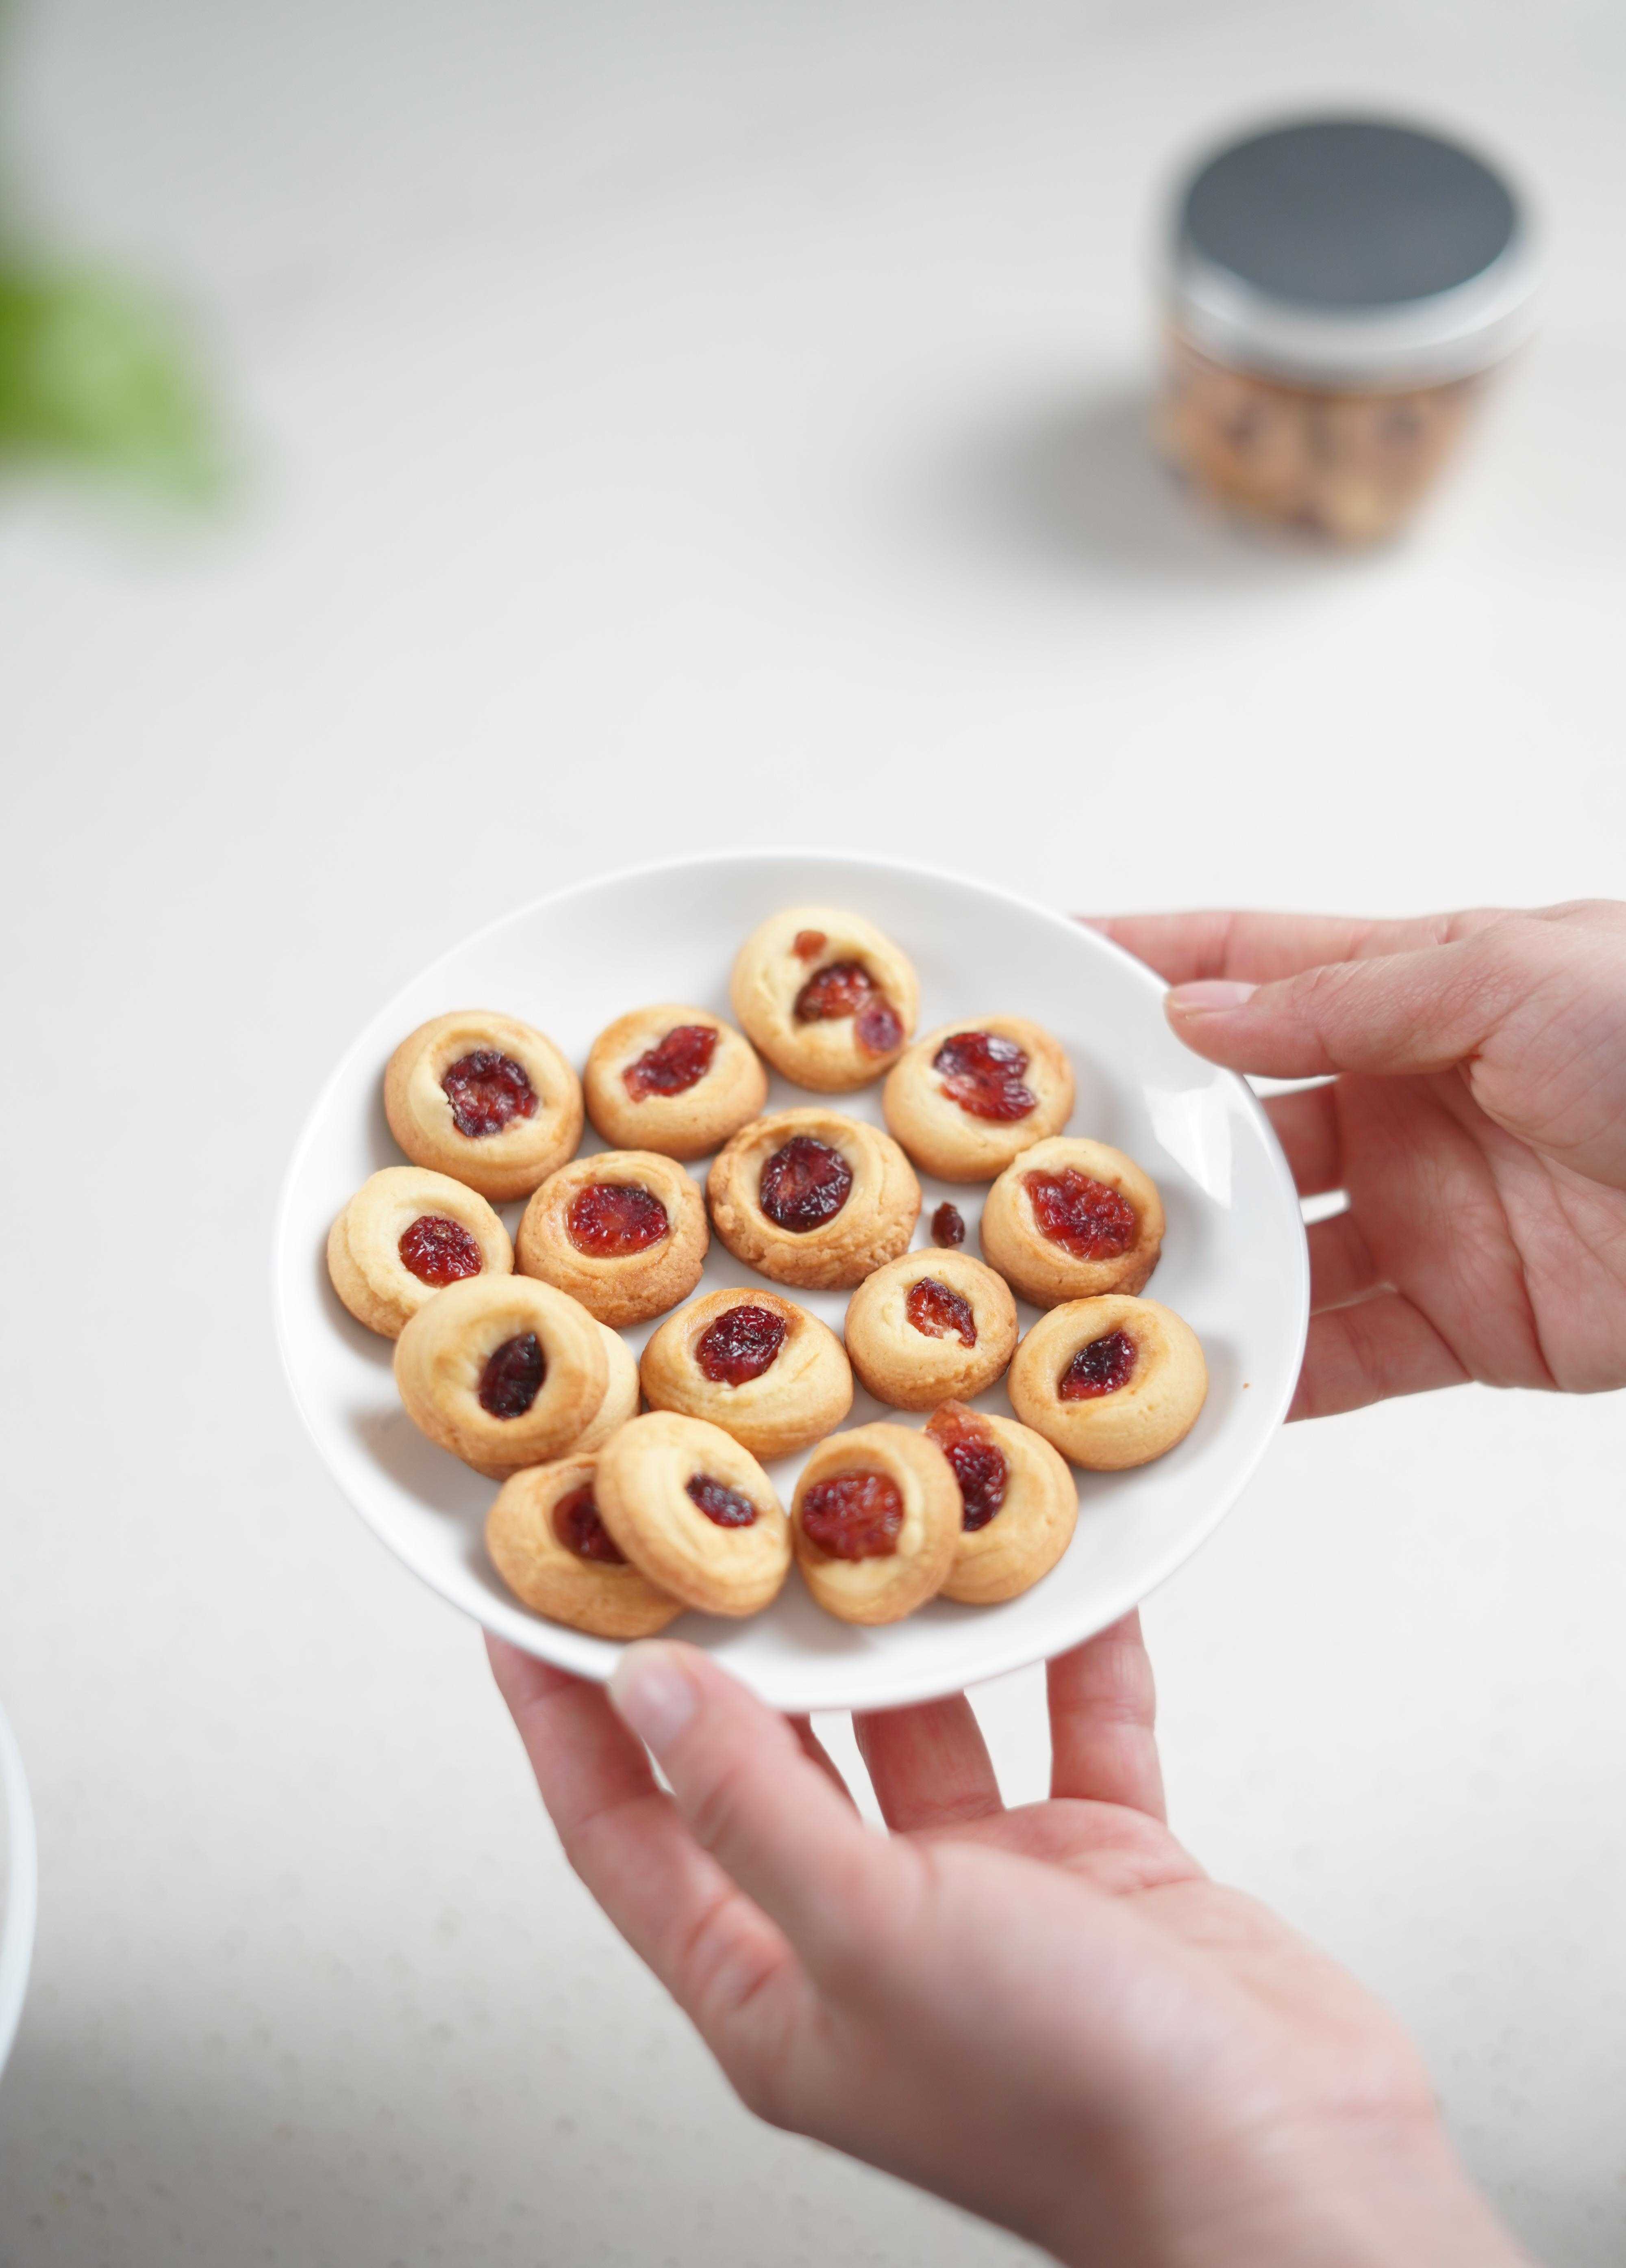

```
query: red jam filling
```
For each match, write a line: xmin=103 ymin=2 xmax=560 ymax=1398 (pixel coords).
xmin=553 ymin=1482 xmax=626 ymax=1564
xmin=792 ymin=960 xmax=902 ymax=1057
xmin=758 ymin=1135 xmax=852 ymax=1232
xmin=441 ymin=1049 xmax=537 ymax=1138
xmin=566 ymin=1182 xmax=669 ymax=1256
xmin=623 ymin=1023 xmax=718 ymax=1101
xmin=478 ymin=1331 xmax=544 ymax=1418
xmin=792 ymin=928 xmax=828 ymax=961
xmin=800 ymin=1469 xmax=903 ymax=1560
xmin=926 ymin=1402 xmax=1008 ymax=1532
xmin=905 ymin=1276 xmax=977 ymax=1347
xmin=695 ymin=1303 xmax=787 ymax=1385
xmin=1026 ymin=1168 xmax=1137 ymax=1260
xmin=1059 ymin=1329 xmax=1137 ymax=1400
xmin=930 ymin=1201 xmax=965 ymax=1249
xmin=397 ymin=1214 xmax=483 ymax=1286
xmin=686 ymin=1473 xmax=758 ymax=1528
xmin=933 ymin=1030 xmax=1038 ymax=1122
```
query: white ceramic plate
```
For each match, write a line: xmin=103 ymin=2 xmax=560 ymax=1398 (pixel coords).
xmin=0 ymin=1699 xmax=37 ymax=2080
xmin=274 ymin=853 xmax=1307 ymax=1712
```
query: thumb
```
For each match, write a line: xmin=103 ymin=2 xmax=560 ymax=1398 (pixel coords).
xmin=1163 ymin=935 xmax=1522 ymax=1079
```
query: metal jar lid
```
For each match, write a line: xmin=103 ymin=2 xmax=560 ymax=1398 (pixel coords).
xmin=1167 ymin=115 xmax=1540 ymax=388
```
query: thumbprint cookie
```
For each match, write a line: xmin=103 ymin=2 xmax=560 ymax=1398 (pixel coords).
xmin=385 ymin=1011 xmax=584 ymax=1203
xmin=1008 ymin=1295 xmax=1207 ymax=1469
xmin=706 ymin=1108 xmax=920 ymax=1290
xmin=842 ymin=1249 xmax=1018 ymax=1411
xmin=883 ymin=1017 xmax=1074 ymax=1182
xmin=925 ymin=1402 xmax=1077 ymax=1605
xmin=791 ymin=1423 xmax=959 ymax=1626
xmin=730 ymin=906 xmax=918 ymax=1090
xmin=393 ymin=1274 xmax=607 ymax=1478
xmin=486 ymin=1455 xmax=682 ymax=1640
xmin=515 ymin=1150 xmax=708 ymax=1328
xmin=327 ymin=1166 xmax=511 ymax=1338
xmin=572 ymin=1321 xmax=643 ymax=1454
xmin=980 ymin=1136 xmax=1164 ymax=1308
xmin=583 ymin=1005 xmax=767 ymax=1160
xmin=639 ymin=1288 xmax=852 ymax=1460
xmin=594 ymin=1412 xmax=791 ymax=1618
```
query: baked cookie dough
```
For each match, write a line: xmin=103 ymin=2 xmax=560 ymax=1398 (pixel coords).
xmin=583 ymin=1005 xmax=767 ymax=1161
xmin=384 ymin=1011 xmax=583 ymax=1202
xmin=883 ymin=1017 xmax=1074 ymax=1182
xmin=730 ymin=906 xmax=918 ymax=1091
xmin=980 ymin=1136 xmax=1164 ymax=1308
xmin=790 ymin=1423 xmax=959 ymax=1626
xmin=393 ymin=1273 xmax=607 ymax=1478
xmin=925 ymin=1402 xmax=1077 ymax=1605
xmin=842 ymin=1249 xmax=1017 ymax=1411
xmin=1007 ymin=1295 xmax=1207 ymax=1470
xmin=515 ymin=1150 xmax=708 ymax=1328
xmin=594 ymin=1412 xmax=790 ymax=1618
xmin=572 ymin=1321 xmax=643 ymax=1454
xmin=327 ymin=1165 xmax=511 ymax=1338
xmin=639 ymin=1288 xmax=852 ymax=1460
xmin=706 ymin=1108 xmax=920 ymax=1291
xmin=486 ymin=1454 xmax=682 ymax=1640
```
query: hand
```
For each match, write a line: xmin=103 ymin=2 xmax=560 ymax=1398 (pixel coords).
xmin=490 ymin=1623 xmax=1524 ymax=2267
xmin=1095 ymin=902 xmax=1626 ymax=1419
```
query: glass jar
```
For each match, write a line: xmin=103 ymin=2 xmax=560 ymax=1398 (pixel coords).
xmin=1156 ymin=116 xmax=1540 ymax=544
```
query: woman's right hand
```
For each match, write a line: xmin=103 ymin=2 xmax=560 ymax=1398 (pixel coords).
xmin=1094 ymin=901 xmax=1626 ymax=1419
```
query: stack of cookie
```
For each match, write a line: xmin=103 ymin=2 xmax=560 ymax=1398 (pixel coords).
xmin=326 ymin=907 xmax=1208 ymax=1639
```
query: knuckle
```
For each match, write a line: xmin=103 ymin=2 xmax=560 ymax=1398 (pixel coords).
xmin=685 ymin=1750 xmax=758 ymax=1858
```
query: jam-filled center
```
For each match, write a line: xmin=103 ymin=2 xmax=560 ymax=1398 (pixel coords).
xmin=398 ymin=1214 xmax=483 ymax=1286
xmin=441 ymin=1049 xmax=537 ymax=1138
xmin=800 ymin=1470 xmax=903 ymax=1560
xmin=1059 ymin=1329 xmax=1138 ymax=1400
xmin=567 ymin=1182 xmax=670 ymax=1257
xmin=930 ymin=1201 xmax=965 ymax=1249
xmin=758 ymin=1135 xmax=853 ymax=1232
xmin=933 ymin=1031 xmax=1038 ymax=1123
xmin=553 ymin=1482 xmax=626 ymax=1564
xmin=926 ymin=1401 xmax=1009 ymax=1532
xmin=1026 ymin=1168 xmax=1137 ymax=1260
xmin=479 ymin=1331 xmax=545 ymax=1418
xmin=905 ymin=1276 xmax=978 ymax=1348
xmin=792 ymin=959 xmax=903 ymax=1058
xmin=686 ymin=1473 xmax=758 ymax=1527
xmin=623 ymin=1023 xmax=718 ymax=1101
xmin=696 ymin=1303 xmax=787 ymax=1386
xmin=792 ymin=928 xmax=828 ymax=961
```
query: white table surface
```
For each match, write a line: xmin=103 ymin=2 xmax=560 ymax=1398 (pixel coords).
xmin=2 ymin=1 xmax=1623 ymax=2262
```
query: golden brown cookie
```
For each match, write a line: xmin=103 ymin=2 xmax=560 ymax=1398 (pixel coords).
xmin=730 ymin=906 xmax=918 ymax=1090
xmin=572 ymin=1321 xmax=643 ymax=1454
xmin=384 ymin=1011 xmax=584 ymax=1202
xmin=515 ymin=1150 xmax=709 ymax=1328
xmin=1007 ymin=1296 xmax=1207 ymax=1470
xmin=925 ymin=1402 xmax=1078 ymax=1605
xmin=980 ymin=1136 xmax=1164 ymax=1308
xmin=593 ymin=1412 xmax=790 ymax=1618
xmin=639 ymin=1289 xmax=852 ymax=1460
xmin=393 ymin=1274 xmax=606 ymax=1478
xmin=790 ymin=1423 xmax=959 ymax=1626
xmin=326 ymin=1166 xmax=512 ymax=1339
xmin=842 ymin=1249 xmax=1018 ymax=1411
xmin=486 ymin=1455 xmax=683 ymax=1640
xmin=706 ymin=1108 xmax=920 ymax=1290
xmin=583 ymin=1005 xmax=768 ymax=1161
xmin=882 ymin=1017 xmax=1074 ymax=1182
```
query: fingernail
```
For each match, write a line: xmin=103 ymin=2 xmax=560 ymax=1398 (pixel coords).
xmin=610 ymin=1643 xmax=698 ymax=1755
xmin=1167 ymin=980 xmax=1257 ymax=1014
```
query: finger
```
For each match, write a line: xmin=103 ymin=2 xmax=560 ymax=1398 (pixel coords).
xmin=789 ymin=1714 xmax=859 ymax=1808
xmin=1047 ymin=1612 xmax=1165 ymax=1821
xmin=487 ymin=1636 xmax=802 ymax=2043
xmin=1164 ymin=932 xmax=1528 ymax=1081
xmin=1085 ymin=909 xmax=1469 ymax=988
xmin=1289 ymin=1292 xmax=1469 ymax=1421
xmin=609 ymin=1641 xmax=904 ymax=1986
xmin=852 ymin=1696 xmax=1003 ymax=1832
xmin=1306 ymin=1208 xmax=1384 ymax=1313
xmin=1264 ymin=1083 xmax=1343 ymax=1197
